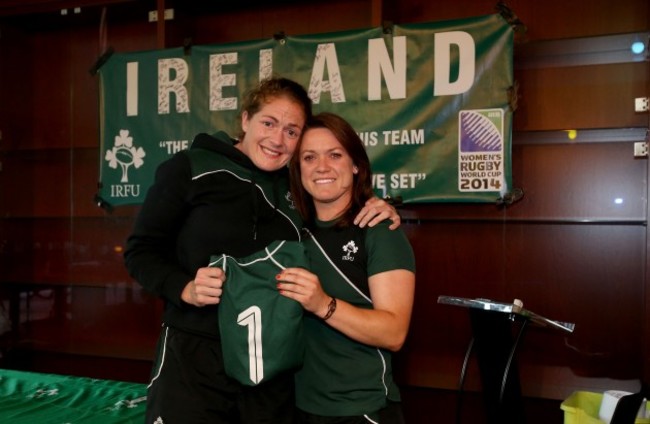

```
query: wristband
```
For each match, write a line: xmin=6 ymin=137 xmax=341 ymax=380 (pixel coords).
xmin=322 ymin=297 xmax=337 ymax=321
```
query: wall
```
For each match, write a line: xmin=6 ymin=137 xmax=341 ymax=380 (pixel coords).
xmin=0 ymin=0 xmax=648 ymax=421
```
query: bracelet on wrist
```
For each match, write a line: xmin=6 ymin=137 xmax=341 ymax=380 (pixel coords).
xmin=322 ymin=297 xmax=337 ymax=321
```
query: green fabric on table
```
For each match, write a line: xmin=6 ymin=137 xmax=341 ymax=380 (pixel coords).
xmin=0 ymin=369 xmax=147 ymax=423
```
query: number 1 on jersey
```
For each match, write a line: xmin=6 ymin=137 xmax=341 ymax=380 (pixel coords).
xmin=237 ymin=305 xmax=264 ymax=384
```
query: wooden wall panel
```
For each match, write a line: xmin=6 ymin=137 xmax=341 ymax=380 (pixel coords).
xmin=0 ymin=25 xmax=33 ymax=150
xmin=8 ymin=283 xmax=160 ymax=360
xmin=71 ymin=25 xmax=104 ymax=149
xmin=0 ymin=150 xmax=71 ymax=217
xmin=508 ymin=142 xmax=647 ymax=221
xmin=71 ymin=147 xmax=104 ymax=216
xmin=170 ymin=0 xmax=375 ymax=46
xmin=0 ymin=217 xmax=134 ymax=285
xmin=31 ymin=30 xmax=72 ymax=150
xmin=388 ymin=0 xmax=648 ymax=39
xmin=514 ymin=63 xmax=649 ymax=131
xmin=512 ymin=0 xmax=649 ymax=40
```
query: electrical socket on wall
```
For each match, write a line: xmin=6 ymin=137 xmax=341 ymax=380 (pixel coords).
xmin=634 ymin=142 xmax=648 ymax=158
xmin=148 ymin=9 xmax=174 ymax=22
xmin=635 ymin=97 xmax=649 ymax=112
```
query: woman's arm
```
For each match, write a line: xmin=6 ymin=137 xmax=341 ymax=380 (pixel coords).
xmin=276 ymin=267 xmax=415 ymax=351
xmin=124 ymin=154 xmax=195 ymax=306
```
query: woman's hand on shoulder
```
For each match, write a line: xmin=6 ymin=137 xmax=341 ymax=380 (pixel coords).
xmin=354 ymin=196 xmax=401 ymax=230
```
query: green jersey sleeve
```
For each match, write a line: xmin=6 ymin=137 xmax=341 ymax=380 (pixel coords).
xmin=366 ymin=221 xmax=416 ymax=277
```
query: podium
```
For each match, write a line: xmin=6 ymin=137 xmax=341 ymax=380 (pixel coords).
xmin=438 ymin=296 xmax=575 ymax=424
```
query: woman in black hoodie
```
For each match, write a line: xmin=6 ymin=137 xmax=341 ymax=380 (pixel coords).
xmin=124 ymin=77 xmax=399 ymax=424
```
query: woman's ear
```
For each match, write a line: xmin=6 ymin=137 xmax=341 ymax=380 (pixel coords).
xmin=241 ymin=111 xmax=250 ymax=134
xmin=352 ymin=165 xmax=359 ymax=174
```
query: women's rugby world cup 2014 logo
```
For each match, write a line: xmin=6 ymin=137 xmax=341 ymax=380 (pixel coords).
xmin=105 ymin=129 xmax=146 ymax=183
xmin=457 ymin=109 xmax=505 ymax=193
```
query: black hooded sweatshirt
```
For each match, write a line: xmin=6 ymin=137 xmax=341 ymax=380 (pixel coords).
xmin=124 ymin=131 xmax=303 ymax=339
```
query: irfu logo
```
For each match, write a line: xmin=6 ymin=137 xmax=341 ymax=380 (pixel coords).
xmin=105 ymin=129 xmax=146 ymax=183
xmin=342 ymin=240 xmax=358 ymax=261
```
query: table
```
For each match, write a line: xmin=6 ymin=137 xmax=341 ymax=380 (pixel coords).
xmin=438 ymin=295 xmax=575 ymax=424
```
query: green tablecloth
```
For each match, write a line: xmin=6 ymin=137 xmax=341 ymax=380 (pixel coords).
xmin=0 ymin=369 xmax=147 ymax=423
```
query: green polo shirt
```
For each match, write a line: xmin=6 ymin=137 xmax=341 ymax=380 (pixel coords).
xmin=295 ymin=220 xmax=415 ymax=417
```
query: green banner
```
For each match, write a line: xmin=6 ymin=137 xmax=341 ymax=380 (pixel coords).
xmin=98 ymin=13 xmax=513 ymax=206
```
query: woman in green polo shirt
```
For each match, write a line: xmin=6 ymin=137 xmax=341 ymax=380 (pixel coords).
xmin=277 ymin=112 xmax=416 ymax=424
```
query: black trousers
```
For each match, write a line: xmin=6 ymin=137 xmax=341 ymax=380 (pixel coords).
xmin=145 ymin=326 xmax=296 ymax=424
xmin=295 ymin=401 xmax=406 ymax=424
